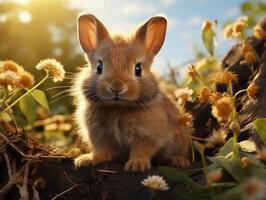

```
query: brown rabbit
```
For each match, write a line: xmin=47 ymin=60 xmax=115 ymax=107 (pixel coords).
xmin=73 ymin=14 xmax=191 ymax=171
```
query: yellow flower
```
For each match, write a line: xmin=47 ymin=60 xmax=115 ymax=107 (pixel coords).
xmin=212 ymin=70 xmax=238 ymax=85
xmin=253 ymin=25 xmax=266 ymax=39
xmin=243 ymin=178 xmax=266 ymax=200
xmin=212 ymin=96 xmax=234 ymax=122
xmin=210 ymin=92 xmax=222 ymax=104
xmin=206 ymin=171 xmax=222 ymax=186
xmin=36 ymin=59 xmax=65 ymax=82
xmin=232 ymin=21 xmax=246 ymax=37
xmin=141 ymin=175 xmax=169 ymax=191
xmin=247 ymin=82 xmax=259 ymax=99
xmin=178 ymin=113 xmax=193 ymax=127
xmin=205 ymin=129 xmax=227 ymax=148
xmin=223 ymin=23 xmax=234 ymax=38
xmin=223 ymin=16 xmax=248 ymax=38
xmin=199 ymin=87 xmax=211 ymax=103
xmin=0 ymin=70 xmax=20 ymax=87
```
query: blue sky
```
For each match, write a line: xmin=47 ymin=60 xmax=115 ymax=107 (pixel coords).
xmin=72 ymin=0 xmax=244 ymax=73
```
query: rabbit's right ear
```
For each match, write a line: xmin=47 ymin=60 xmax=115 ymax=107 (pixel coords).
xmin=78 ymin=14 xmax=110 ymax=55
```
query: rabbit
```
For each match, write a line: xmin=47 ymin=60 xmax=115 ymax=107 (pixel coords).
xmin=72 ymin=14 xmax=191 ymax=172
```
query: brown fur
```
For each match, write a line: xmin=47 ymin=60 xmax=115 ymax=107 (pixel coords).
xmin=73 ymin=14 xmax=191 ymax=171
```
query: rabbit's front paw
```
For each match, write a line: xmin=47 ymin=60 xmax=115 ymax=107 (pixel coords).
xmin=124 ymin=159 xmax=151 ymax=172
xmin=74 ymin=153 xmax=108 ymax=168
xmin=168 ymin=156 xmax=190 ymax=168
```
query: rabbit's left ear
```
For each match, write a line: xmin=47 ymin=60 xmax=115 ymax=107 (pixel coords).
xmin=135 ymin=16 xmax=167 ymax=56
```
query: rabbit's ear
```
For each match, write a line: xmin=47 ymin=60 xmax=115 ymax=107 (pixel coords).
xmin=135 ymin=16 xmax=167 ymax=56
xmin=78 ymin=14 xmax=110 ymax=54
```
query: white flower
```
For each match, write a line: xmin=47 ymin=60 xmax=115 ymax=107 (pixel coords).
xmin=205 ymin=129 xmax=227 ymax=149
xmin=174 ymin=87 xmax=193 ymax=104
xmin=141 ymin=175 xmax=169 ymax=191
xmin=36 ymin=59 xmax=65 ymax=82
xmin=243 ymin=177 xmax=266 ymax=200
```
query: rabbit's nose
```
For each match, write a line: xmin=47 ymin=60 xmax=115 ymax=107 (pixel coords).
xmin=107 ymin=80 xmax=126 ymax=94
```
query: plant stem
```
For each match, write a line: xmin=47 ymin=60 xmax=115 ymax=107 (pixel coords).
xmin=2 ymin=71 xmax=49 ymax=113
xmin=0 ymin=86 xmax=8 ymax=107
xmin=233 ymin=89 xmax=247 ymax=99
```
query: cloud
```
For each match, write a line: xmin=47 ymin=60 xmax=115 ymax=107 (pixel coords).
xmin=121 ymin=2 xmax=157 ymax=16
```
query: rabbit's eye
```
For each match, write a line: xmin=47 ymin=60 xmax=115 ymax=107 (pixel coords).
xmin=135 ymin=63 xmax=142 ymax=77
xmin=96 ymin=60 xmax=103 ymax=74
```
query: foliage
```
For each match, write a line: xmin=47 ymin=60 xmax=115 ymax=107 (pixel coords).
xmin=158 ymin=16 xmax=266 ymax=200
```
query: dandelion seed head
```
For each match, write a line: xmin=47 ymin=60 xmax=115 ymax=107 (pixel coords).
xmin=0 ymin=60 xmax=23 ymax=73
xmin=19 ymin=71 xmax=34 ymax=88
xmin=174 ymin=87 xmax=193 ymax=104
xmin=0 ymin=70 xmax=21 ymax=87
xmin=36 ymin=59 xmax=65 ymax=82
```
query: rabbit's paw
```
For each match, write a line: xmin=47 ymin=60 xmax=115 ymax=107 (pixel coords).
xmin=124 ymin=159 xmax=151 ymax=172
xmin=74 ymin=153 xmax=108 ymax=168
xmin=168 ymin=156 xmax=190 ymax=168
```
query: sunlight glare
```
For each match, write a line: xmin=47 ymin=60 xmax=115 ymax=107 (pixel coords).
xmin=18 ymin=11 xmax=32 ymax=23
xmin=16 ymin=0 xmax=30 ymax=4
xmin=0 ymin=14 xmax=8 ymax=23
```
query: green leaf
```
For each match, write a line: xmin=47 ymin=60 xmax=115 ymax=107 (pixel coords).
xmin=254 ymin=118 xmax=266 ymax=143
xmin=201 ymin=20 xmax=216 ymax=56
xmin=181 ymin=191 xmax=213 ymax=200
xmin=0 ymin=112 xmax=12 ymax=122
xmin=19 ymin=94 xmax=37 ymax=123
xmin=219 ymin=138 xmax=234 ymax=156
xmin=208 ymin=156 xmax=244 ymax=182
xmin=158 ymin=166 xmax=202 ymax=189
xmin=216 ymin=185 xmax=243 ymax=200
xmin=30 ymin=89 xmax=50 ymax=111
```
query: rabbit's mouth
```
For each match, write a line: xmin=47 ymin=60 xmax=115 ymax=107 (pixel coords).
xmin=113 ymin=95 xmax=121 ymax=101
